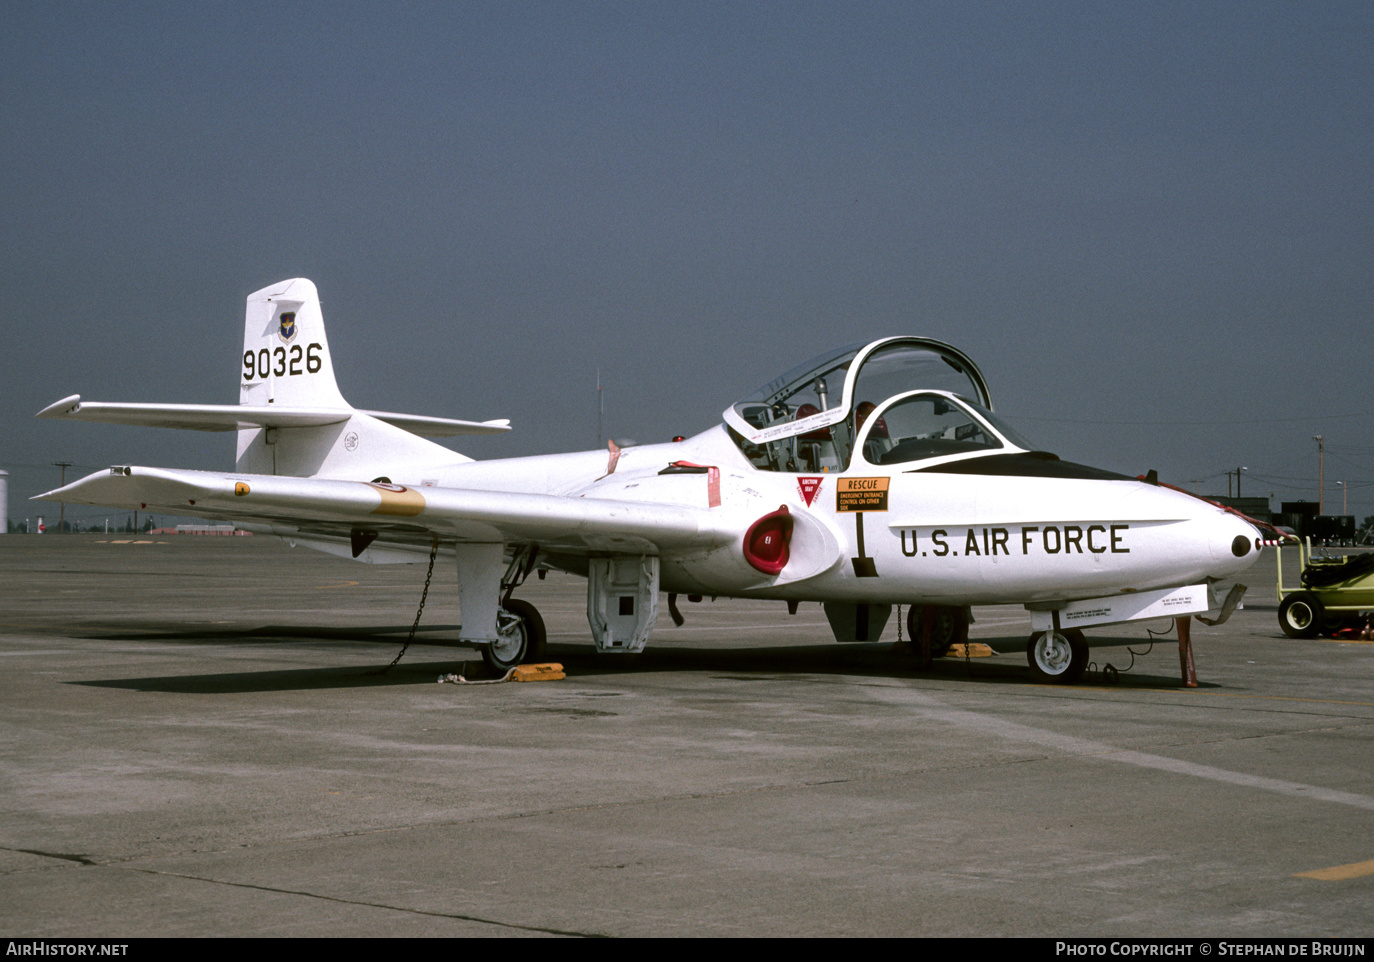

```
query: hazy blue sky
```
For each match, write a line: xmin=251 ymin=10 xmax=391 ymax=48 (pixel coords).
xmin=3 ymin=1 xmax=1371 ymax=526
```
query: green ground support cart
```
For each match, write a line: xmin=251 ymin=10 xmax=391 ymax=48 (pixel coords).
xmin=1275 ymin=540 xmax=1374 ymax=638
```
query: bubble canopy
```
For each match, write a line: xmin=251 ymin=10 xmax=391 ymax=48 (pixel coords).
xmin=723 ymin=337 xmax=993 ymax=447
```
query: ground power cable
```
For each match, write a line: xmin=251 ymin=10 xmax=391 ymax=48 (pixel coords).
xmin=1091 ymin=620 xmax=1166 ymax=683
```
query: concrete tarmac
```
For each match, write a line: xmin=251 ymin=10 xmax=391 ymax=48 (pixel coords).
xmin=1 ymin=535 xmax=1371 ymax=937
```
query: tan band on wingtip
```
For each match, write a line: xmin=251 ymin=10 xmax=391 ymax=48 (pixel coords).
xmin=368 ymin=483 xmax=426 ymax=517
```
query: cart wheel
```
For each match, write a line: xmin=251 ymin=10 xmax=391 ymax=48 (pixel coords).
xmin=1278 ymin=592 xmax=1323 ymax=639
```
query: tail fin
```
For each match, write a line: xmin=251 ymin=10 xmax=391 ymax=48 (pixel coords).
xmin=234 ymin=278 xmax=475 ymax=478
xmin=239 ymin=278 xmax=348 ymax=409
xmin=237 ymin=277 xmax=352 ymax=475
xmin=36 ymin=276 xmax=494 ymax=482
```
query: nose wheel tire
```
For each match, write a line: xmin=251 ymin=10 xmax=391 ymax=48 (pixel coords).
xmin=482 ymin=598 xmax=547 ymax=671
xmin=1027 ymin=628 xmax=1088 ymax=683
xmin=1278 ymin=592 xmax=1323 ymax=639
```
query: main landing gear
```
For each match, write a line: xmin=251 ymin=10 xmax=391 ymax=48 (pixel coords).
xmin=480 ymin=545 xmax=548 ymax=672
xmin=1026 ymin=628 xmax=1088 ymax=683
xmin=453 ymin=542 xmax=548 ymax=673
xmin=483 ymin=597 xmax=547 ymax=672
xmin=906 ymin=604 xmax=969 ymax=658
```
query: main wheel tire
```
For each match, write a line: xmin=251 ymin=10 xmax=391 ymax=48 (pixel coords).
xmin=906 ymin=604 xmax=970 ymax=658
xmin=504 ymin=598 xmax=547 ymax=660
xmin=1278 ymin=592 xmax=1323 ymax=639
xmin=482 ymin=598 xmax=547 ymax=671
xmin=1026 ymin=628 xmax=1088 ymax=684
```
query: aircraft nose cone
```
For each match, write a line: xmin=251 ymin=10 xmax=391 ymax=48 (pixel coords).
xmin=1209 ymin=510 xmax=1263 ymax=573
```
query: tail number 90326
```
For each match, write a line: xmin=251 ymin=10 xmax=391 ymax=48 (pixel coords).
xmin=243 ymin=343 xmax=323 ymax=381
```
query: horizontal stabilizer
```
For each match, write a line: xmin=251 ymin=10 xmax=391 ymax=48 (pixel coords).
xmin=38 ymin=396 xmax=350 ymax=432
xmin=36 ymin=396 xmax=510 ymax=436
xmin=357 ymin=410 xmax=511 ymax=437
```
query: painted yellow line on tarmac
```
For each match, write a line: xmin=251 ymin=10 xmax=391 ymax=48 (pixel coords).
xmin=1295 ymin=858 xmax=1374 ymax=881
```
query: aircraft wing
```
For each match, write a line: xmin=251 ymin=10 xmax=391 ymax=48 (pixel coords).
xmin=36 ymin=466 xmax=731 ymax=554
xmin=36 ymin=396 xmax=510 ymax=436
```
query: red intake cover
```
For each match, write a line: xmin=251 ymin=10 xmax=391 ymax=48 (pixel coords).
xmin=743 ymin=505 xmax=793 ymax=575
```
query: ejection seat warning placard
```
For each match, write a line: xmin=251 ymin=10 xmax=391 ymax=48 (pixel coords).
xmin=836 ymin=477 xmax=889 ymax=512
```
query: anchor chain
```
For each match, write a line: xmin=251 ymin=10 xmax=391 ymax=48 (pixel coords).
xmin=371 ymin=539 xmax=440 ymax=675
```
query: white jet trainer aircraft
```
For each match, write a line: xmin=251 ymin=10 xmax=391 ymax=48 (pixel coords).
xmin=38 ymin=278 xmax=1264 ymax=683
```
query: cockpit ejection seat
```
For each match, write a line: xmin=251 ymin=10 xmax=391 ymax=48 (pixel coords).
xmin=793 ymin=403 xmax=835 ymax=473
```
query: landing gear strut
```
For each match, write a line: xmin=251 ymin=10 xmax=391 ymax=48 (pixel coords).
xmin=481 ymin=545 xmax=546 ymax=672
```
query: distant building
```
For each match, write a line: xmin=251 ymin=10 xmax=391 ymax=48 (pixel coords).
xmin=1275 ymin=501 xmax=1320 ymax=538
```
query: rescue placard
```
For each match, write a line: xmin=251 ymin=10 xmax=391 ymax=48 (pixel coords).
xmin=836 ymin=477 xmax=889 ymax=512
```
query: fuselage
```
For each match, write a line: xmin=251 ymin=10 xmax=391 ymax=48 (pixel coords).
xmin=412 ymin=422 xmax=1262 ymax=605
xmin=39 ymin=305 xmax=1265 ymax=617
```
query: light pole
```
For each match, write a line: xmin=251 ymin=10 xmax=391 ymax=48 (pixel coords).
xmin=1313 ymin=436 xmax=1325 ymax=514
xmin=52 ymin=462 xmax=72 ymax=534
xmin=1226 ymin=466 xmax=1248 ymax=498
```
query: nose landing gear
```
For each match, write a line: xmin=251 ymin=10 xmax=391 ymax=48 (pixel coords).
xmin=1027 ymin=628 xmax=1088 ymax=683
